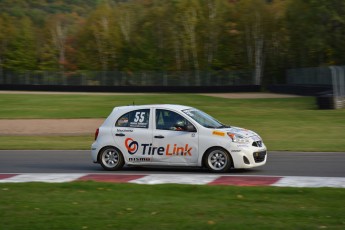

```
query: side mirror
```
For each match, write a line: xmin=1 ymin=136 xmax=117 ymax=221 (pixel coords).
xmin=186 ymin=124 xmax=196 ymax=132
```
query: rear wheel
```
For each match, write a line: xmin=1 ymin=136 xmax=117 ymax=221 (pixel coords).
xmin=204 ymin=147 xmax=232 ymax=173
xmin=99 ymin=147 xmax=124 ymax=171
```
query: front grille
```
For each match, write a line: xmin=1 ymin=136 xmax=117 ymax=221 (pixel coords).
xmin=252 ymin=141 xmax=262 ymax=147
xmin=253 ymin=151 xmax=266 ymax=163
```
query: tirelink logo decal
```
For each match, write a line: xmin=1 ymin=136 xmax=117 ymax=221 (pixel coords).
xmin=124 ymin=138 xmax=192 ymax=156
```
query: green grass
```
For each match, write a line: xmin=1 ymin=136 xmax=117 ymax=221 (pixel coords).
xmin=0 ymin=93 xmax=344 ymax=151
xmin=0 ymin=182 xmax=345 ymax=230
xmin=0 ymin=93 xmax=222 ymax=119
xmin=1 ymin=94 xmax=344 ymax=229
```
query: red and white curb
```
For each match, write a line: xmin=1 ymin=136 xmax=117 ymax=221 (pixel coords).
xmin=0 ymin=174 xmax=345 ymax=188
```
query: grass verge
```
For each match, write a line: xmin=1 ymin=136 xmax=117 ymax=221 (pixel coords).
xmin=1 ymin=183 xmax=345 ymax=229
xmin=0 ymin=93 xmax=344 ymax=151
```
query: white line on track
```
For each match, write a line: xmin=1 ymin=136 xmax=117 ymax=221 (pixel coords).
xmin=130 ymin=174 xmax=220 ymax=185
xmin=273 ymin=176 xmax=345 ymax=188
xmin=0 ymin=173 xmax=87 ymax=183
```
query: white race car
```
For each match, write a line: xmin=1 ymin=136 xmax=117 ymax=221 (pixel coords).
xmin=91 ymin=104 xmax=267 ymax=172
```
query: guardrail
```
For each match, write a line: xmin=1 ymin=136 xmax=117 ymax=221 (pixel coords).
xmin=0 ymin=70 xmax=254 ymax=87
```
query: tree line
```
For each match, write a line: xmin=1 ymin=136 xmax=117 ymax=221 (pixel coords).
xmin=0 ymin=0 xmax=344 ymax=85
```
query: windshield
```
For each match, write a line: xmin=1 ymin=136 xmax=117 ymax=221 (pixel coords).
xmin=182 ymin=109 xmax=229 ymax=129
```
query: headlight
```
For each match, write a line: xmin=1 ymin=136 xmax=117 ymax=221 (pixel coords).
xmin=227 ymin=133 xmax=250 ymax=144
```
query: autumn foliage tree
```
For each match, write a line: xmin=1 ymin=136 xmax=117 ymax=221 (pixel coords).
xmin=0 ymin=0 xmax=345 ymax=85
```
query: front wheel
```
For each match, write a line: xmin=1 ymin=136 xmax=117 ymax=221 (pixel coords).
xmin=99 ymin=147 xmax=124 ymax=171
xmin=204 ymin=148 xmax=232 ymax=173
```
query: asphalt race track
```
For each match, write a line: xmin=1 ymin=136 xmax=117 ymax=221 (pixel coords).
xmin=0 ymin=150 xmax=344 ymax=177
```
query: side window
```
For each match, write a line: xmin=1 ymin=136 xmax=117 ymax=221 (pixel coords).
xmin=156 ymin=109 xmax=195 ymax=131
xmin=115 ymin=109 xmax=150 ymax=129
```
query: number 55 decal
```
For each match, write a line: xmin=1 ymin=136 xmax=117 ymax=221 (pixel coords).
xmin=134 ymin=112 xmax=145 ymax=122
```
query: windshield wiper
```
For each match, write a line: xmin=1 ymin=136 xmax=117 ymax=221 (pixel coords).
xmin=216 ymin=124 xmax=231 ymax=129
xmin=204 ymin=124 xmax=230 ymax=129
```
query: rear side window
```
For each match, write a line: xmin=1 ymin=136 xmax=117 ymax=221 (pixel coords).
xmin=115 ymin=109 xmax=150 ymax=129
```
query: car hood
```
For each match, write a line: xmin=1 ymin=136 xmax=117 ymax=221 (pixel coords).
xmin=222 ymin=126 xmax=262 ymax=141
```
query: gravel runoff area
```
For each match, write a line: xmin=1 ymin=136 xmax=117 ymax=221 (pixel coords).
xmin=0 ymin=119 xmax=104 ymax=136
xmin=0 ymin=91 xmax=300 ymax=135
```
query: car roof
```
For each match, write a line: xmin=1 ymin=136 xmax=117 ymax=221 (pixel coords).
xmin=101 ymin=104 xmax=196 ymax=127
xmin=113 ymin=104 xmax=193 ymax=112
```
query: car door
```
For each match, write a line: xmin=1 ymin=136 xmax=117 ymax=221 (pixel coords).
xmin=112 ymin=108 xmax=153 ymax=163
xmin=152 ymin=108 xmax=198 ymax=165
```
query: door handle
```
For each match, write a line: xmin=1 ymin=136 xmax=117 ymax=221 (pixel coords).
xmin=115 ymin=133 xmax=125 ymax=136
xmin=154 ymin=135 xmax=165 ymax=139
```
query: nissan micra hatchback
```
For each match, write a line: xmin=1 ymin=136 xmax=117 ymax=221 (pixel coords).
xmin=91 ymin=104 xmax=267 ymax=172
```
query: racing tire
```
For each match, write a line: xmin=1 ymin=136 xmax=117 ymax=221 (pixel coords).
xmin=99 ymin=147 xmax=124 ymax=171
xmin=204 ymin=147 xmax=232 ymax=173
